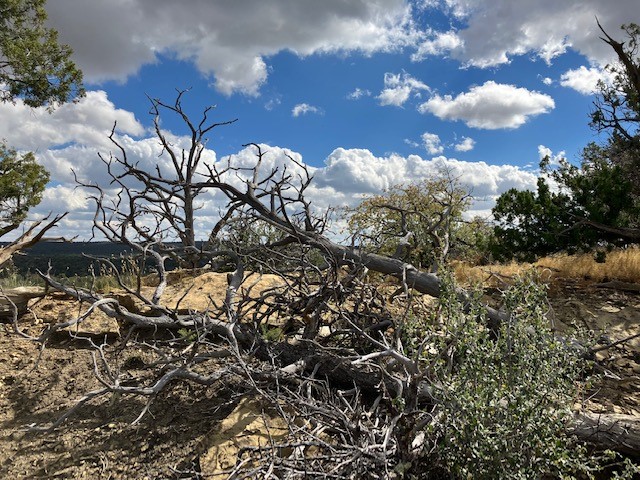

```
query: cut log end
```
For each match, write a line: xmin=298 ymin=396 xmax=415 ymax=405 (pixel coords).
xmin=0 ymin=287 xmax=46 ymax=321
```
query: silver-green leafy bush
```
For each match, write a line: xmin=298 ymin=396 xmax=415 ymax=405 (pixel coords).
xmin=414 ymin=273 xmax=602 ymax=479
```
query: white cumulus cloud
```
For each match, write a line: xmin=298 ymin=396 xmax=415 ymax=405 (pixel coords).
xmin=418 ymin=81 xmax=555 ymax=129
xmin=45 ymin=0 xmax=416 ymax=96
xmin=559 ymin=65 xmax=613 ymax=95
xmin=538 ymin=145 xmax=566 ymax=166
xmin=0 ymin=91 xmax=144 ymax=151
xmin=31 ymin=141 xmax=541 ymax=239
xmin=412 ymin=30 xmax=464 ymax=61
xmin=314 ymin=148 xmax=539 ymax=219
xmin=377 ymin=72 xmax=430 ymax=107
xmin=292 ymin=103 xmax=322 ymax=117
xmin=421 ymin=132 xmax=444 ymax=155
xmin=454 ymin=137 xmax=476 ymax=152
xmin=418 ymin=0 xmax=639 ymax=68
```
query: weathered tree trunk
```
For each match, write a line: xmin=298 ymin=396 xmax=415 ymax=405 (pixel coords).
xmin=309 ymin=235 xmax=509 ymax=328
xmin=572 ymin=411 xmax=640 ymax=456
xmin=0 ymin=286 xmax=46 ymax=320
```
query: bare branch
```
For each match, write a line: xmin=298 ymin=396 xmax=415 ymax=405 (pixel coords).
xmin=0 ymin=213 xmax=68 ymax=269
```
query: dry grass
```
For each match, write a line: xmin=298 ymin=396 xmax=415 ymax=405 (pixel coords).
xmin=536 ymin=247 xmax=640 ymax=283
xmin=453 ymin=247 xmax=640 ymax=287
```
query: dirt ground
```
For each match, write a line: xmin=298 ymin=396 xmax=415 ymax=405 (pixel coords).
xmin=548 ymin=281 xmax=640 ymax=416
xmin=0 ymin=276 xmax=639 ymax=479
xmin=0 ymin=296 xmax=237 ymax=479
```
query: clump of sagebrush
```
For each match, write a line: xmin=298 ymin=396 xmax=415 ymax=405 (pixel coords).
xmin=413 ymin=272 xmax=603 ymax=479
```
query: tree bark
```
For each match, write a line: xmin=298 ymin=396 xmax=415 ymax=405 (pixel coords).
xmin=571 ymin=411 xmax=640 ymax=456
xmin=0 ymin=213 xmax=67 ymax=269
xmin=0 ymin=286 xmax=45 ymax=320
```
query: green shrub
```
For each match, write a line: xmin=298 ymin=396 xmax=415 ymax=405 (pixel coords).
xmin=420 ymin=273 xmax=598 ymax=479
xmin=261 ymin=325 xmax=284 ymax=343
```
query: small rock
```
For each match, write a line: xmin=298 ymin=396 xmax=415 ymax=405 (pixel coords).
xmin=601 ymin=305 xmax=621 ymax=313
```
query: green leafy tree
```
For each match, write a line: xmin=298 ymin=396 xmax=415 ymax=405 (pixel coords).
xmin=492 ymin=178 xmax=576 ymax=261
xmin=0 ymin=142 xmax=49 ymax=237
xmin=0 ymin=0 xmax=84 ymax=108
xmin=451 ymin=215 xmax=497 ymax=264
xmin=591 ymin=22 xmax=640 ymax=144
xmin=544 ymin=143 xmax=640 ymax=231
xmin=577 ymin=22 xmax=640 ymax=238
xmin=0 ymin=141 xmax=62 ymax=271
xmin=492 ymin=23 xmax=640 ymax=260
xmin=0 ymin=0 xmax=83 ymax=268
xmin=492 ymin=146 xmax=640 ymax=261
xmin=588 ymin=21 xmax=640 ymax=223
xmin=346 ymin=176 xmax=470 ymax=271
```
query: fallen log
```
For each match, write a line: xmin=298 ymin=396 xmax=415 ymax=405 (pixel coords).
xmin=307 ymin=235 xmax=510 ymax=330
xmin=0 ymin=286 xmax=46 ymax=321
xmin=572 ymin=411 xmax=640 ymax=456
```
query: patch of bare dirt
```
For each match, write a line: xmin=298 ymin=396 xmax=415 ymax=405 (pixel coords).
xmin=0 ymin=273 xmax=639 ymax=478
xmin=153 ymin=271 xmax=285 ymax=313
xmin=0 ymin=324 xmax=244 ymax=479
xmin=0 ymin=275 xmax=248 ymax=479
xmin=548 ymin=281 xmax=640 ymax=416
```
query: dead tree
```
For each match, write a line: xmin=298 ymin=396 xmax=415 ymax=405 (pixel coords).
xmin=78 ymin=90 xmax=237 ymax=270
xmin=34 ymin=91 xmax=504 ymax=338
xmin=22 ymin=93 xmax=639 ymax=476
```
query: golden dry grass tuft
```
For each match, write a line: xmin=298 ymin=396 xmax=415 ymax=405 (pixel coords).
xmin=453 ymin=247 xmax=640 ymax=286
xmin=535 ymin=247 xmax=640 ymax=283
xmin=453 ymin=260 xmax=534 ymax=287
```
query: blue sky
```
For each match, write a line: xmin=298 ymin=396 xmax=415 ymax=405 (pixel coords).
xmin=95 ymin=40 xmax=596 ymax=166
xmin=0 ymin=0 xmax=635 ymax=239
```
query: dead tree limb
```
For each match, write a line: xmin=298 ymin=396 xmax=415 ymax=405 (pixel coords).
xmin=572 ymin=411 xmax=640 ymax=456
xmin=35 ymin=269 xmax=255 ymax=346
xmin=0 ymin=212 xmax=68 ymax=269
xmin=0 ymin=286 xmax=45 ymax=320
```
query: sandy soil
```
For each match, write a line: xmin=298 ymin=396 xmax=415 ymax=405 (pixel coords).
xmin=0 ymin=275 xmax=639 ymax=479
